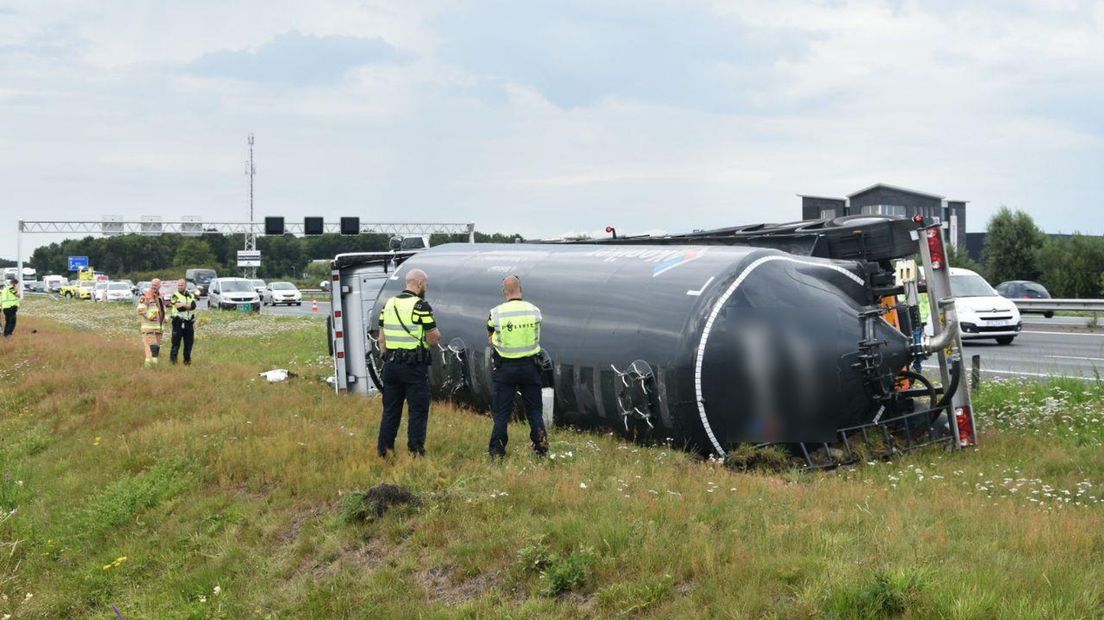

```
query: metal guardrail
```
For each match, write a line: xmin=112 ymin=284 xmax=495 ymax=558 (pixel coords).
xmin=1013 ymin=299 xmax=1104 ymax=313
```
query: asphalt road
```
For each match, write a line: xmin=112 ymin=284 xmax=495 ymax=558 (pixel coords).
xmin=925 ymin=326 xmax=1104 ymax=380
xmin=261 ymin=300 xmax=330 ymax=317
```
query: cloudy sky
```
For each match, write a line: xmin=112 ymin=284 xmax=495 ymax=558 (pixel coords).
xmin=2 ymin=0 xmax=1102 ymax=258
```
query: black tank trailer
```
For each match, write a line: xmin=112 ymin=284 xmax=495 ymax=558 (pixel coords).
xmin=363 ymin=242 xmax=915 ymax=455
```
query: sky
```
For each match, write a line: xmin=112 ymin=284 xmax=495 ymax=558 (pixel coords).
xmin=2 ymin=0 xmax=1103 ymax=260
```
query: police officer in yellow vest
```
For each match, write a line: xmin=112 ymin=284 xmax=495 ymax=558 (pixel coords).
xmin=1 ymin=277 xmax=21 ymax=337
xmin=170 ymin=278 xmax=198 ymax=366
xmin=487 ymin=275 xmax=548 ymax=458
xmin=377 ymin=268 xmax=441 ymax=458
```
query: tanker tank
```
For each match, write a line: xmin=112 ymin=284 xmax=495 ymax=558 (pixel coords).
xmin=362 ymin=243 xmax=912 ymax=456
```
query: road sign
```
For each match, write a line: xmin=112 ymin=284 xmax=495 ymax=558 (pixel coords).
xmin=237 ymin=250 xmax=261 ymax=267
xmin=68 ymin=256 xmax=89 ymax=271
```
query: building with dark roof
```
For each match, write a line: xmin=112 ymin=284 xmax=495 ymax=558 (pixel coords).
xmin=799 ymin=183 xmax=967 ymax=249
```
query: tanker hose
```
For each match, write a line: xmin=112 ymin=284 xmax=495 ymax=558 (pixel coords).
xmin=936 ymin=358 xmax=962 ymax=410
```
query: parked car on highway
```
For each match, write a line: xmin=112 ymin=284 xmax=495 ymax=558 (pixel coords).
xmin=207 ymin=277 xmax=261 ymax=311
xmin=43 ymin=275 xmax=68 ymax=292
xmin=92 ymin=281 xmax=110 ymax=302
xmin=61 ymin=280 xmax=95 ymax=299
xmin=159 ymin=280 xmax=198 ymax=301
xmin=263 ymin=281 xmax=303 ymax=306
xmin=928 ymin=267 xmax=1022 ymax=345
xmin=186 ymin=268 xmax=218 ymax=297
xmin=250 ymin=279 xmax=267 ymax=298
xmin=100 ymin=281 xmax=135 ymax=303
xmin=320 ymin=280 xmax=331 ymax=293
xmin=996 ymin=280 xmax=1054 ymax=318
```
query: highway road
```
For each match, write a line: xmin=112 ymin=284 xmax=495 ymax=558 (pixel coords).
xmin=926 ymin=324 xmax=1104 ymax=380
xmin=262 ymin=300 xmax=330 ymax=318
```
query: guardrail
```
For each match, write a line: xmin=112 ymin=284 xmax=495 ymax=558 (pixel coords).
xmin=1013 ymin=299 xmax=1104 ymax=313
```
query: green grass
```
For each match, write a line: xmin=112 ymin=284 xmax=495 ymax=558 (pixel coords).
xmin=3 ymin=298 xmax=1104 ymax=618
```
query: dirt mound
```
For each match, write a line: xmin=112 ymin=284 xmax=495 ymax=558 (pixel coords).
xmin=342 ymin=484 xmax=421 ymax=522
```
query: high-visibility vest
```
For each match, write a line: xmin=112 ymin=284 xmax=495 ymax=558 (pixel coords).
xmin=137 ymin=299 xmax=164 ymax=333
xmin=0 ymin=285 xmax=19 ymax=309
xmin=171 ymin=291 xmax=196 ymax=321
xmin=488 ymin=299 xmax=542 ymax=359
xmin=918 ymin=293 xmax=931 ymax=324
xmin=381 ymin=294 xmax=429 ymax=350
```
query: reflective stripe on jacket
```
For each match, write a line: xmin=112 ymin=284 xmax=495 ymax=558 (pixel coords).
xmin=488 ymin=299 xmax=542 ymax=359
xmin=137 ymin=299 xmax=164 ymax=333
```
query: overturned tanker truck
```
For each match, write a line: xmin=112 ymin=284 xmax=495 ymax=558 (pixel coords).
xmin=327 ymin=215 xmax=976 ymax=466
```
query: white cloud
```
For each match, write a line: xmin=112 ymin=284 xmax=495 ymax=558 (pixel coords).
xmin=1 ymin=0 xmax=1103 ymax=261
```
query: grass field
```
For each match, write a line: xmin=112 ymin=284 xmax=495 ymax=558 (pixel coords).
xmin=2 ymin=299 xmax=1104 ymax=618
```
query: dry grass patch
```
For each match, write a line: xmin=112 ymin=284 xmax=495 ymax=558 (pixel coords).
xmin=2 ymin=299 xmax=1104 ymax=617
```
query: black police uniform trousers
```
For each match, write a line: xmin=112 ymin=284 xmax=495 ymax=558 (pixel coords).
xmin=170 ymin=317 xmax=195 ymax=363
xmin=2 ymin=307 xmax=16 ymax=337
xmin=378 ymin=356 xmax=431 ymax=456
xmin=489 ymin=359 xmax=547 ymax=456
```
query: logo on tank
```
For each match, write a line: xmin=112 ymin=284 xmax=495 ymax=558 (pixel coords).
xmin=585 ymin=247 xmax=708 ymax=277
xmin=652 ymin=248 xmax=707 ymax=277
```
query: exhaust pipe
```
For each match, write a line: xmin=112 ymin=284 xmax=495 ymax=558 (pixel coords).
xmin=921 ymin=299 xmax=958 ymax=354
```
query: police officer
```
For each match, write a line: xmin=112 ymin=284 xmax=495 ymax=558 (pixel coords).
xmin=377 ymin=268 xmax=440 ymax=458
xmin=170 ymin=278 xmax=198 ymax=365
xmin=1 ymin=277 xmax=20 ymax=337
xmin=487 ymin=275 xmax=548 ymax=458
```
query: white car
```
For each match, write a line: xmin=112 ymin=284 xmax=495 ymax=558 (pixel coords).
xmin=207 ymin=277 xmax=261 ymax=312
xmin=103 ymin=281 xmax=135 ymax=303
xmin=926 ymin=267 xmax=1022 ymax=345
xmin=92 ymin=280 xmax=110 ymax=302
xmin=263 ymin=281 xmax=303 ymax=306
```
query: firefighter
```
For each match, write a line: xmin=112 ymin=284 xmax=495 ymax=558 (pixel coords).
xmin=486 ymin=275 xmax=548 ymax=458
xmin=136 ymin=279 xmax=165 ymax=368
xmin=376 ymin=268 xmax=440 ymax=458
xmin=169 ymin=278 xmax=197 ymax=365
xmin=1 ymin=277 xmax=20 ymax=337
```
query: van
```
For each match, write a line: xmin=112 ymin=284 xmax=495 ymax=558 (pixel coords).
xmin=185 ymin=268 xmax=218 ymax=297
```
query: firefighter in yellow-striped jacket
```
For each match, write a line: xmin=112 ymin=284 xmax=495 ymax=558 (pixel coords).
xmin=136 ymin=279 xmax=166 ymax=368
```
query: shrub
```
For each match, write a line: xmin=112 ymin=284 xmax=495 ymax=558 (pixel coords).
xmin=541 ymin=548 xmax=595 ymax=597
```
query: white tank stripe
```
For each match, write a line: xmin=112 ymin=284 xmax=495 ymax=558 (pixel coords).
xmin=694 ymin=256 xmax=865 ymax=457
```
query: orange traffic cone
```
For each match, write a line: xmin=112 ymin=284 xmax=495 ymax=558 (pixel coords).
xmin=311 ymin=298 xmax=319 ymax=313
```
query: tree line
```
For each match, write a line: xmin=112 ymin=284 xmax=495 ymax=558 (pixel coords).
xmin=27 ymin=231 xmax=522 ymax=280
xmin=954 ymin=206 xmax=1104 ymax=298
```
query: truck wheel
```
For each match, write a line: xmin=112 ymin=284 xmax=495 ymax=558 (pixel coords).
xmin=996 ymin=336 xmax=1015 ymax=345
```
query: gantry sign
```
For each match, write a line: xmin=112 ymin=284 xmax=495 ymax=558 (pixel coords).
xmin=14 ymin=218 xmax=476 ymax=290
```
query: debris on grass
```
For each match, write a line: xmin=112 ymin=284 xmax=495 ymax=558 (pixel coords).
xmin=259 ymin=369 xmax=298 ymax=383
xmin=341 ymin=484 xmax=421 ymax=523
xmin=722 ymin=444 xmax=794 ymax=473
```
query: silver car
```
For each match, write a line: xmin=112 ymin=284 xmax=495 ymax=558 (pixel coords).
xmin=263 ymin=281 xmax=303 ymax=306
xmin=207 ymin=277 xmax=261 ymax=312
